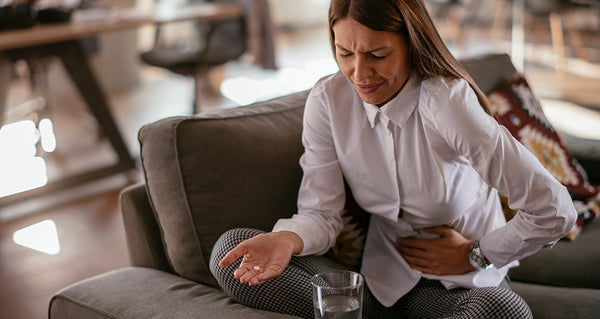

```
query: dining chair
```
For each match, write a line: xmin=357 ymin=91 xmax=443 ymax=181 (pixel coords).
xmin=140 ymin=0 xmax=250 ymax=113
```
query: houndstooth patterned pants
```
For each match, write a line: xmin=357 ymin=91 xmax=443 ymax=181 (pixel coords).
xmin=210 ymin=228 xmax=533 ymax=319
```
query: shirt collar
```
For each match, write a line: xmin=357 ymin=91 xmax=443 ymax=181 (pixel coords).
xmin=364 ymin=102 xmax=381 ymax=128
xmin=362 ymin=73 xmax=421 ymax=129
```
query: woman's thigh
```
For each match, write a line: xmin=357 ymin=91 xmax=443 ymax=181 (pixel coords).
xmin=364 ymin=278 xmax=532 ymax=319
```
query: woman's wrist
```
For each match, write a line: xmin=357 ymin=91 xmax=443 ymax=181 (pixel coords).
xmin=275 ymin=231 xmax=304 ymax=255
xmin=468 ymin=240 xmax=492 ymax=270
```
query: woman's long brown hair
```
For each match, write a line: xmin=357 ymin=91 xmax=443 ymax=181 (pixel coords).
xmin=328 ymin=0 xmax=490 ymax=113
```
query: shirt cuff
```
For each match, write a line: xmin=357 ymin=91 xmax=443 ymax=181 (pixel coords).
xmin=273 ymin=218 xmax=330 ymax=256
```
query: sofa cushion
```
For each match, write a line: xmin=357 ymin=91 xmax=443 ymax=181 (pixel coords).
xmin=510 ymin=281 xmax=600 ymax=319
xmin=138 ymin=91 xmax=308 ymax=286
xmin=488 ymin=73 xmax=600 ymax=239
xmin=327 ymin=183 xmax=371 ymax=270
xmin=509 ymin=215 xmax=600 ymax=289
xmin=49 ymin=267 xmax=301 ymax=319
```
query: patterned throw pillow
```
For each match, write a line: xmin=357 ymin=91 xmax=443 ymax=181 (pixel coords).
xmin=328 ymin=183 xmax=370 ymax=270
xmin=488 ymin=73 xmax=600 ymax=239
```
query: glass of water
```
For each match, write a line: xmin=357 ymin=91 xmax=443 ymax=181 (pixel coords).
xmin=311 ymin=270 xmax=363 ymax=319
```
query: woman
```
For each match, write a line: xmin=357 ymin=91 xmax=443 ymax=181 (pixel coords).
xmin=210 ymin=0 xmax=577 ymax=317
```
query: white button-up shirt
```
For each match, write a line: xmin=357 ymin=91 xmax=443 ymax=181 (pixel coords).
xmin=273 ymin=71 xmax=576 ymax=307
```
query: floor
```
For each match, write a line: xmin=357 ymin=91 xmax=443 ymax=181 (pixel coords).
xmin=1 ymin=10 xmax=599 ymax=319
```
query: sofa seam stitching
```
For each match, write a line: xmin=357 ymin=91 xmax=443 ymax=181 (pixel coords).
xmin=138 ymin=125 xmax=178 ymax=274
xmin=187 ymin=92 xmax=307 ymax=122
xmin=49 ymin=294 xmax=121 ymax=319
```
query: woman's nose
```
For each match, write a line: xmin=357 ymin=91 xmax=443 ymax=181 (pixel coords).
xmin=353 ymin=57 xmax=373 ymax=82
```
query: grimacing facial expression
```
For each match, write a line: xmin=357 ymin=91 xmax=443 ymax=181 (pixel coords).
xmin=333 ymin=17 xmax=411 ymax=106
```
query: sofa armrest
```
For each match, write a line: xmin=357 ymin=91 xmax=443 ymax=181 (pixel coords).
xmin=509 ymin=217 xmax=600 ymax=289
xmin=576 ymin=157 xmax=600 ymax=185
xmin=558 ymin=131 xmax=600 ymax=184
xmin=511 ymin=281 xmax=600 ymax=319
xmin=120 ymin=183 xmax=171 ymax=272
xmin=49 ymin=267 xmax=301 ymax=319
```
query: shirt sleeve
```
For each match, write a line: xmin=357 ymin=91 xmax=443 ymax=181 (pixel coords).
xmin=423 ymin=78 xmax=577 ymax=268
xmin=272 ymin=79 xmax=346 ymax=256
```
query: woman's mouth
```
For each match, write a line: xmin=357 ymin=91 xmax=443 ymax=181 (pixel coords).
xmin=356 ymin=83 xmax=382 ymax=94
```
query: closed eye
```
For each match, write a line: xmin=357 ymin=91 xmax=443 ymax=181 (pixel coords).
xmin=336 ymin=48 xmax=353 ymax=58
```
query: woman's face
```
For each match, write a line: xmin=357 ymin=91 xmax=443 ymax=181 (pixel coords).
xmin=332 ymin=17 xmax=411 ymax=106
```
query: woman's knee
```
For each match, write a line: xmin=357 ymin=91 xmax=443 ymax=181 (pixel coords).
xmin=456 ymin=286 xmax=532 ymax=319
xmin=209 ymin=228 xmax=264 ymax=282
xmin=208 ymin=228 xmax=318 ymax=318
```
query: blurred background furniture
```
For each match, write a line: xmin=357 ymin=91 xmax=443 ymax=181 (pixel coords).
xmin=49 ymin=53 xmax=600 ymax=319
xmin=525 ymin=0 xmax=596 ymax=70
xmin=0 ymin=2 xmax=242 ymax=207
xmin=140 ymin=0 xmax=275 ymax=113
xmin=0 ymin=40 xmax=137 ymax=206
xmin=425 ymin=0 xmax=466 ymax=49
xmin=489 ymin=0 xmax=599 ymax=70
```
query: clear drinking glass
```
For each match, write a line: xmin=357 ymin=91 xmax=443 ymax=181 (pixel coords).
xmin=311 ymin=270 xmax=364 ymax=319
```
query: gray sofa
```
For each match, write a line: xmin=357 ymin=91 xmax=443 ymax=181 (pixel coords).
xmin=49 ymin=53 xmax=600 ymax=318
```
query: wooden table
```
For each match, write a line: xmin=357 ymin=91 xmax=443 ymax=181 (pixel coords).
xmin=0 ymin=3 xmax=243 ymax=206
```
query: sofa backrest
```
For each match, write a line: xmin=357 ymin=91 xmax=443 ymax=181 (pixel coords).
xmin=138 ymin=91 xmax=308 ymax=286
xmin=459 ymin=52 xmax=517 ymax=95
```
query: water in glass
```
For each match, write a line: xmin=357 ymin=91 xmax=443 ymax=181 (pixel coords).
xmin=314 ymin=294 xmax=361 ymax=319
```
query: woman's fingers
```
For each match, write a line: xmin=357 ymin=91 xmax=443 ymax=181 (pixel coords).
xmin=219 ymin=232 xmax=297 ymax=285
xmin=396 ymin=237 xmax=429 ymax=251
xmin=238 ymin=267 xmax=258 ymax=284
xmin=236 ymin=263 xmax=277 ymax=285
xmin=396 ymin=226 xmax=474 ymax=275
xmin=396 ymin=242 xmax=427 ymax=257
xmin=233 ymin=265 xmax=249 ymax=279
xmin=234 ymin=260 xmax=287 ymax=285
xmin=259 ymin=267 xmax=282 ymax=282
xmin=219 ymin=244 xmax=247 ymax=267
